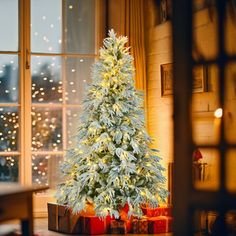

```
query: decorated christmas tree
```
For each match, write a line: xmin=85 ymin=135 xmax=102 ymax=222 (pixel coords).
xmin=56 ymin=29 xmax=168 ymax=218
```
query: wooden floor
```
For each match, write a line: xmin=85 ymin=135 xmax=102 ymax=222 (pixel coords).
xmin=1 ymin=218 xmax=173 ymax=236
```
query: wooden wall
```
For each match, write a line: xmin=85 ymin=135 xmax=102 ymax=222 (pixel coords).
xmin=107 ymin=0 xmax=236 ymax=191
xmin=145 ymin=2 xmax=236 ymax=190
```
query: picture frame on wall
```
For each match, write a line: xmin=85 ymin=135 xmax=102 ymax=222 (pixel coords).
xmin=161 ymin=63 xmax=208 ymax=96
xmin=161 ymin=63 xmax=173 ymax=96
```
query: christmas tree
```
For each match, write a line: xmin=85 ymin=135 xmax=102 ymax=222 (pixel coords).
xmin=56 ymin=29 xmax=168 ymax=218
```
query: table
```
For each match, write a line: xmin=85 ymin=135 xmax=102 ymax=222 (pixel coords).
xmin=0 ymin=183 xmax=48 ymax=236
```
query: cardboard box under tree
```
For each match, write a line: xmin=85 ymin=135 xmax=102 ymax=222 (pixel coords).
xmin=48 ymin=202 xmax=109 ymax=235
xmin=47 ymin=202 xmax=82 ymax=234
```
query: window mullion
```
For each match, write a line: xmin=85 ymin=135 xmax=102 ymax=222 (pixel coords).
xmin=20 ymin=0 xmax=32 ymax=185
xmin=19 ymin=0 xmax=25 ymax=184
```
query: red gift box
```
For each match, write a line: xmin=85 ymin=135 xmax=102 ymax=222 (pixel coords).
xmin=81 ymin=216 xmax=106 ymax=235
xmin=148 ymin=216 xmax=173 ymax=233
xmin=141 ymin=206 xmax=163 ymax=217
xmin=162 ymin=206 xmax=173 ymax=216
xmin=141 ymin=205 xmax=173 ymax=217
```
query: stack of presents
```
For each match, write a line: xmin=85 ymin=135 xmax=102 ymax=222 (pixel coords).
xmin=48 ymin=203 xmax=173 ymax=234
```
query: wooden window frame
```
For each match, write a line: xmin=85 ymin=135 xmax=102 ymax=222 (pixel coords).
xmin=0 ymin=0 xmax=105 ymax=216
xmin=172 ymin=1 xmax=236 ymax=235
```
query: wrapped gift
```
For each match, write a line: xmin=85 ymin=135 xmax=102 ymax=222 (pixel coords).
xmin=132 ymin=217 xmax=148 ymax=234
xmin=47 ymin=202 xmax=81 ymax=234
xmin=141 ymin=206 xmax=163 ymax=217
xmin=162 ymin=206 xmax=173 ymax=216
xmin=148 ymin=216 xmax=173 ymax=234
xmin=81 ymin=216 xmax=106 ymax=235
xmin=110 ymin=220 xmax=127 ymax=234
xmin=141 ymin=205 xmax=173 ymax=217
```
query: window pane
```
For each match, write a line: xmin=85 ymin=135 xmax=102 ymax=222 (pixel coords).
xmin=192 ymin=1 xmax=218 ymax=60
xmin=65 ymin=0 xmax=95 ymax=54
xmin=0 ymin=107 xmax=19 ymax=152
xmin=195 ymin=209 xmax=236 ymax=235
xmin=226 ymin=149 xmax=236 ymax=193
xmin=31 ymin=56 xmax=62 ymax=103
xmin=192 ymin=64 xmax=220 ymax=145
xmin=0 ymin=55 xmax=18 ymax=103
xmin=65 ymin=57 xmax=93 ymax=104
xmin=0 ymin=156 xmax=18 ymax=182
xmin=193 ymin=149 xmax=220 ymax=191
xmin=225 ymin=2 xmax=236 ymax=55
xmin=66 ymin=108 xmax=82 ymax=147
xmin=32 ymin=154 xmax=63 ymax=188
xmin=31 ymin=107 xmax=62 ymax=151
xmin=31 ymin=0 xmax=62 ymax=53
xmin=225 ymin=62 xmax=236 ymax=143
xmin=0 ymin=0 xmax=18 ymax=51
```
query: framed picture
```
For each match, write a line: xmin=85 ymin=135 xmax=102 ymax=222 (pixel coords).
xmin=161 ymin=63 xmax=207 ymax=96
xmin=161 ymin=63 xmax=173 ymax=96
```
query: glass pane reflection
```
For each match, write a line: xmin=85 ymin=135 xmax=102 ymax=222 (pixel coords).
xmin=192 ymin=64 xmax=220 ymax=145
xmin=31 ymin=0 xmax=62 ymax=53
xmin=0 ymin=55 xmax=18 ymax=103
xmin=225 ymin=62 xmax=236 ymax=143
xmin=226 ymin=149 xmax=236 ymax=193
xmin=65 ymin=57 xmax=93 ymax=104
xmin=225 ymin=2 xmax=236 ymax=55
xmin=193 ymin=148 xmax=219 ymax=191
xmin=195 ymin=209 xmax=236 ymax=235
xmin=0 ymin=156 xmax=18 ymax=182
xmin=0 ymin=107 xmax=19 ymax=152
xmin=31 ymin=56 xmax=62 ymax=103
xmin=65 ymin=0 xmax=95 ymax=54
xmin=32 ymin=154 xmax=63 ymax=188
xmin=0 ymin=0 xmax=18 ymax=51
xmin=31 ymin=107 xmax=62 ymax=151
xmin=192 ymin=1 xmax=218 ymax=60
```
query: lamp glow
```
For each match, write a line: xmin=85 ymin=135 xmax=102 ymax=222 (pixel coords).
xmin=214 ymin=108 xmax=223 ymax=118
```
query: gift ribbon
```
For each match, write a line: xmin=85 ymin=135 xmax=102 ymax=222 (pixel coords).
xmin=153 ymin=216 xmax=171 ymax=233
xmin=104 ymin=217 xmax=107 ymax=232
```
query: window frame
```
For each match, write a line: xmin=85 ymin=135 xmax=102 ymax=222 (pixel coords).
xmin=172 ymin=1 xmax=236 ymax=235
xmin=0 ymin=0 xmax=105 ymax=214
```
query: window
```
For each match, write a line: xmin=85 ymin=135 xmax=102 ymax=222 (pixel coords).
xmin=172 ymin=1 xmax=236 ymax=235
xmin=0 ymin=0 xmax=104 ymax=192
xmin=0 ymin=0 xmax=19 ymax=183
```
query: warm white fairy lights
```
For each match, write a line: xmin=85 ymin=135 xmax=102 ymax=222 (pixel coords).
xmin=0 ymin=8 xmax=93 ymax=185
xmin=0 ymin=108 xmax=19 ymax=180
xmin=0 ymin=108 xmax=19 ymax=153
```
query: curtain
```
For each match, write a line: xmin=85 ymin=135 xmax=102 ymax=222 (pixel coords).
xmin=124 ymin=0 xmax=147 ymax=93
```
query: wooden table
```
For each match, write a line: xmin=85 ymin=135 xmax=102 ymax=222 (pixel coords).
xmin=0 ymin=183 xmax=48 ymax=236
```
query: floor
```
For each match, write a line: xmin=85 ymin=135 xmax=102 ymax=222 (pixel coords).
xmin=1 ymin=218 xmax=173 ymax=236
